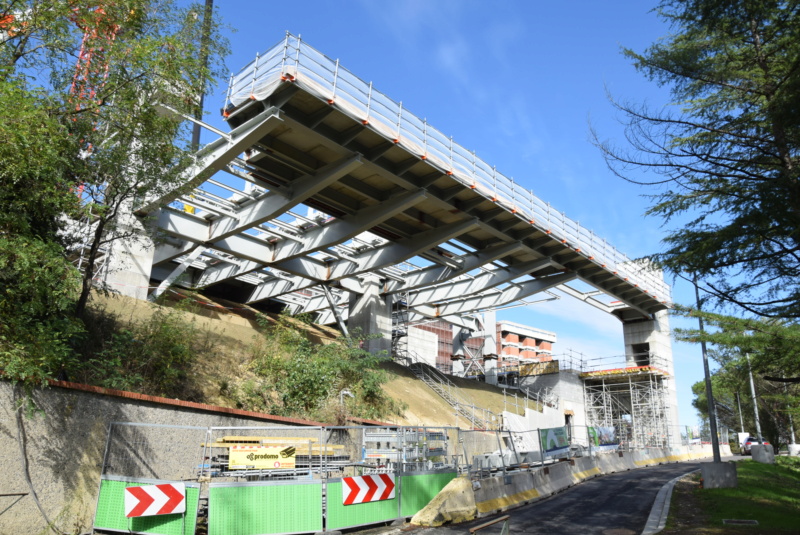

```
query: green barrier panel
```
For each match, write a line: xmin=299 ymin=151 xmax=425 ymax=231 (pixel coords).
xmin=399 ymin=472 xmax=457 ymax=517
xmin=208 ymin=481 xmax=323 ymax=535
xmin=93 ymin=478 xmax=199 ymax=535
xmin=326 ymin=480 xmax=399 ymax=530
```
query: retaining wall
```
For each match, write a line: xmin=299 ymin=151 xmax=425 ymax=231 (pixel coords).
xmin=0 ymin=381 xmax=325 ymax=535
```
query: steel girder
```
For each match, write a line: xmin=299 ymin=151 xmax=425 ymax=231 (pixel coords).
xmin=141 ymin=78 xmax=668 ymax=326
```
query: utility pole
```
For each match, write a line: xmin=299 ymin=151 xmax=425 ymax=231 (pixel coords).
xmin=191 ymin=0 xmax=214 ymax=151
xmin=735 ymin=392 xmax=745 ymax=433
xmin=746 ymin=354 xmax=764 ymax=445
xmin=694 ymin=276 xmax=721 ymax=463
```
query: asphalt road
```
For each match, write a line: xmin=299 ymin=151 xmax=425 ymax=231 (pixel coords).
xmin=407 ymin=461 xmax=704 ymax=535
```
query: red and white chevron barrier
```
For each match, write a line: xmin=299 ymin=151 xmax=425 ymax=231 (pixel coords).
xmin=124 ymin=483 xmax=186 ymax=518
xmin=342 ymin=474 xmax=395 ymax=505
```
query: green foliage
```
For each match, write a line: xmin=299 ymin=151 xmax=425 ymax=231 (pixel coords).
xmin=72 ymin=306 xmax=212 ymax=398
xmin=0 ymin=0 xmax=230 ymax=320
xmin=0 ymin=78 xmax=80 ymax=240
xmin=0 ymin=1 xmax=229 ymax=387
xmin=676 ymin=306 xmax=799 ymax=445
xmin=777 ymin=455 xmax=800 ymax=474
xmin=230 ymin=315 xmax=405 ymax=423
xmin=673 ymin=305 xmax=800 ymax=376
xmin=0 ymin=234 xmax=83 ymax=384
xmin=596 ymin=0 xmax=800 ymax=317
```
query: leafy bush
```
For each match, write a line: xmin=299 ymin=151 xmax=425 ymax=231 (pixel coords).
xmin=0 ymin=235 xmax=83 ymax=385
xmin=229 ymin=314 xmax=406 ymax=423
xmin=73 ymin=305 xmax=214 ymax=398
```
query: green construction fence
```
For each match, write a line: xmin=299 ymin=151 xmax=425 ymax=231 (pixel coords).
xmin=325 ymin=470 xmax=457 ymax=531
xmin=93 ymin=476 xmax=200 ymax=535
xmin=208 ymin=480 xmax=323 ymax=535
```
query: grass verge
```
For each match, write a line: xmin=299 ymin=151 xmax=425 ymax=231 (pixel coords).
xmin=664 ymin=456 xmax=800 ymax=534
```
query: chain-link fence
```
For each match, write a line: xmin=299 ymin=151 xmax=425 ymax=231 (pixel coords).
xmin=200 ymin=426 xmax=326 ymax=482
xmin=97 ymin=423 xmax=464 ymax=535
xmin=460 ymin=424 xmax=653 ymax=479
xmin=102 ymin=422 xmax=210 ymax=481
xmin=667 ymin=424 xmax=735 ymax=448
xmin=102 ymin=423 xmax=461 ymax=484
xmin=97 ymin=420 xmax=720 ymax=535
xmin=102 ymin=421 xmax=729 ymax=485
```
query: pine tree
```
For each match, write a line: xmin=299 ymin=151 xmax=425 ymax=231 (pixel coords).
xmin=595 ymin=0 xmax=800 ymax=318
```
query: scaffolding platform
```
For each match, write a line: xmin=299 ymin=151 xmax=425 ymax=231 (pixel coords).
xmin=561 ymin=352 xmax=673 ymax=449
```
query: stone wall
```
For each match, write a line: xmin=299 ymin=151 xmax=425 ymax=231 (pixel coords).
xmin=0 ymin=380 xmax=322 ymax=535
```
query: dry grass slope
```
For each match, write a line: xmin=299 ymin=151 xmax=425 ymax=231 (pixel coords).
xmin=92 ymin=291 xmax=531 ymax=427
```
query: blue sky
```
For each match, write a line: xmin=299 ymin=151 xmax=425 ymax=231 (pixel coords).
xmin=202 ymin=0 xmax=708 ymax=426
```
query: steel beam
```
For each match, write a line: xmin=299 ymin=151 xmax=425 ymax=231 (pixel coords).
xmin=208 ymin=154 xmax=363 ymax=241
xmin=323 ymin=218 xmax=480 ymax=281
xmin=136 ymin=107 xmax=284 ymax=215
xmin=406 ymin=258 xmax=554 ymax=306
xmin=413 ymin=272 xmax=577 ymax=317
xmin=270 ymin=188 xmax=427 ymax=262
xmin=191 ymin=188 xmax=425 ymax=287
xmin=149 ymin=246 xmax=205 ymax=301
xmin=383 ymin=241 xmax=526 ymax=294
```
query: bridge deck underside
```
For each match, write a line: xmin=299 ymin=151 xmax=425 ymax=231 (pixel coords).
xmin=147 ymin=53 xmax=668 ymax=322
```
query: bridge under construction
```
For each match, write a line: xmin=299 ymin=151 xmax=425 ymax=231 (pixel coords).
xmin=99 ymin=33 xmax=680 ymax=441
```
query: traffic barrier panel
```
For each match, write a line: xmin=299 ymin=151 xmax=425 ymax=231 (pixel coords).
xmin=649 ymin=448 xmax=670 ymax=464
xmin=326 ymin=477 xmax=401 ymax=530
xmin=546 ymin=461 xmax=574 ymax=493
xmin=530 ymin=465 xmax=555 ymax=497
xmin=400 ymin=471 xmax=458 ymax=517
xmin=473 ymin=470 xmax=539 ymax=515
xmin=666 ymin=447 xmax=689 ymax=462
xmin=208 ymin=480 xmax=322 ymax=535
xmin=633 ymin=449 xmax=659 ymax=467
xmin=94 ymin=476 xmax=199 ymax=535
xmin=570 ymin=456 xmax=600 ymax=483
xmin=595 ymin=452 xmax=631 ymax=474
xmin=620 ymin=451 xmax=637 ymax=470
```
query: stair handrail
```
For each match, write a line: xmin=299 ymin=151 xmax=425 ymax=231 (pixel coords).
xmin=406 ymin=351 xmax=499 ymax=430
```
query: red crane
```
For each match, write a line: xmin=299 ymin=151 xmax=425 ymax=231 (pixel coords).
xmin=69 ymin=4 xmax=120 ymax=112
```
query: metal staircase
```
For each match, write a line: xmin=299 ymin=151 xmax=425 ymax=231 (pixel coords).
xmin=407 ymin=353 xmax=498 ymax=430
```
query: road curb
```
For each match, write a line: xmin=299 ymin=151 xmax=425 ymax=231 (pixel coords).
xmin=641 ymin=469 xmax=699 ymax=535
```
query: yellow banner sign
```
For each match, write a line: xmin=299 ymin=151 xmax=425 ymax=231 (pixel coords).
xmin=520 ymin=360 xmax=559 ymax=376
xmin=579 ymin=365 xmax=669 ymax=378
xmin=229 ymin=446 xmax=296 ymax=470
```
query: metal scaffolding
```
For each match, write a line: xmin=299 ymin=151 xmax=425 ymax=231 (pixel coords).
xmin=579 ymin=352 xmax=672 ymax=448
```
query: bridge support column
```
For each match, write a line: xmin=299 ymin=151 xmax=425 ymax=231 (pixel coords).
xmin=451 ymin=325 xmax=466 ymax=376
xmin=484 ymin=356 xmax=498 ymax=386
xmin=348 ymin=274 xmax=392 ymax=355
xmin=482 ymin=310 xmax=497 ymax=359
xmin=451 ymin=356 xmax=465 ymax=376
xmin=618 ymin=308 xmax=680 ymax=443
xmin=100 ymin=205 xmax=155 ymax=301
